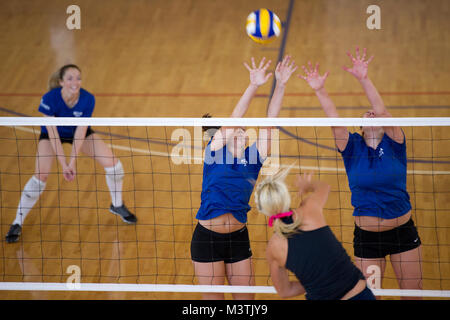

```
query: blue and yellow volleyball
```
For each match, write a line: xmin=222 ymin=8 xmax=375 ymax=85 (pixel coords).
xmin=246 ymin=9 xmax=282 ymax=44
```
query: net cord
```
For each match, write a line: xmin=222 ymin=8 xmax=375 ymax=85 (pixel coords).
xmin=1 ymin=117 xmax=450 ymax=127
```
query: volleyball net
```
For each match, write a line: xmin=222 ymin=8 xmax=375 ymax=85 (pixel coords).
xmin=0 ymin=117 xmax=449 ymax=299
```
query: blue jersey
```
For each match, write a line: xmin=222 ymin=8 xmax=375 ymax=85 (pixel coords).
xmin=196 ymin=140 xmax=264 ymax=223
xmin=38 ymin=87 xmax=95 ymax=138
xmin=339 ymin=132 xmax=411 ymax=219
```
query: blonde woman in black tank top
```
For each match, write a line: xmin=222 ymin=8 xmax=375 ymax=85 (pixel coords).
xmin=254 ymin=170 xmax=375 ymax=300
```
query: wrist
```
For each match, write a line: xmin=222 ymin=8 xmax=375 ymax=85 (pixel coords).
xmin=275 ymin=82 xmax=286 ymax=90
xmin=358 ymin=76 xmax=370 ymax=84
xmin=59 ymin=159 xmax=68 ymax=168
xmin=314 ymin=87 xmax=326 ymax=95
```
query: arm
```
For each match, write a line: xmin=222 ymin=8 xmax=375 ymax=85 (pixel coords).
xmin=343 ymin=47 xmax=404 ymax=143
xmin=44 ymin=116 xmax=74 ymax=181
xmin=267 ymin=242 xmax=306 ymax=298
xmin=68 ymin=126 xmax=88 ymax=177
xmin=295 ymin=173 xmax=331 ymax=210
xmin=299 ymin=62 xmax=349 ymax=151
xmin=258 ymin=55 xmax=298 ymax=159
xmin=209 ymin=57 xmax=272 ymax=151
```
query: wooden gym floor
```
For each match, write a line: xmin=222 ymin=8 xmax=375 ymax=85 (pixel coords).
xmin=0 ymin=0 xmax=449 ymax=299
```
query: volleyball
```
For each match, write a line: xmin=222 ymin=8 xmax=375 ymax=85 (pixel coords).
xmin=246 ymin=8 xmax=282 ymax=44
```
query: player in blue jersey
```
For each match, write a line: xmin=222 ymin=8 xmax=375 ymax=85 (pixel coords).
xmin=255 ymin=170 xmax=375 ymax=300
xmin=299 ymin=47 xmax=423 ymax=297
xmin=191 ymin=56 xmax=298 ymax=300
xmin=5 ymin=64 xmax=136 ymax=243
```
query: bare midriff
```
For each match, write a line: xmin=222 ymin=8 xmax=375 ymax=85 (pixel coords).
xmin=198 ymin=213 xmax=245 ymax=234
xmin=354 ymin=210 xmax=412 ymax=232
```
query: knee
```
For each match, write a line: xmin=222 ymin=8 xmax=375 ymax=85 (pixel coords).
xmin=399 ymin=278 xmax=423 ymax=290
xmin=24 ymin=176 xmax=46 ymax=198
xmin=34 ymin=173 xmax=49 ymax=183
xmin=104 ymin=160 xmax=124 ymax=182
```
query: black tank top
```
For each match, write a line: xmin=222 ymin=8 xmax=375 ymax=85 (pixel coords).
xmin=285 ymin=225 xmax=364 ymax=300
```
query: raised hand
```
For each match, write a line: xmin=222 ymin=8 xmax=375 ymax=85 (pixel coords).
xmin=244 ymin=57 xmax=272 ymax=87
xmin=275 ymin=55 xmax=298 ymax=86
xmin=298 ymin=61 xmax=329 ymax=91
xmin=295 ymin=172 xmax=314 ymax=195
xmin=343 ymin=46 xmax=374 ymax=81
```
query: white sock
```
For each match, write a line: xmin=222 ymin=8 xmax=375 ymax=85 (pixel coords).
xmin=13 ymin=176 xmax=46 ymax=226
xmin=104 ymin=160 xmax=124 ymax=208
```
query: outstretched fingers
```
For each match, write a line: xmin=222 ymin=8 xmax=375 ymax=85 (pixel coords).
xmin=346 ymin=51 xmax=356 ymax=63
xmin=289 ymin=58 xmax=298 ymax=72
xmin=342 ymin=65 xmax=351 ymax=73
xmin=275 ymin=61 xmax=281 ymax=73
xmin=314 ymin=62 xmax=320 ymax=73
xmin=258 ymin=57 xmax=266 ymax=69
xmin=355 ymin=46 xmax=361 ymax=60
xmin=244 ymin=57 xmax=272 ymax=71
xmin=361 ymin=47 xmax=367 ymax=61
xmin=251 ymin=57 xmax=256 ymax=69
xmin=299 ymin=65 xmax=310 ymax=79
xmin=262 ymin=59 xmax=272 ymax=71
xmin=280 ymin=55 xmax=297 ymax=72
xmin=264 ymin=72 xmax=273 ymax=82
xmin=349 ymin=46 xmax=374 ymax=65
xmin=307 ymin=61 xmax=314 ymax=73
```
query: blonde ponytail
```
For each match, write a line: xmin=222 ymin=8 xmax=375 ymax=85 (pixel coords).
xmin=254 ymin=165 xmax=301 ymax=237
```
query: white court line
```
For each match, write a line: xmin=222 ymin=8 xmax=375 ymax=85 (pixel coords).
xmin=7 ymin=125 xmax=450 ymax=175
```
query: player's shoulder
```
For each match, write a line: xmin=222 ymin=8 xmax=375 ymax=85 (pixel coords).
xmin=42 ymin=87 xmax=61 ymax=100
xmin=80 ymin=88 xmax=95 ymax=100
xmin=79 ymin=88 xmax=95 ymax=109
xmin=349 ymin=131 xmax=363 ymax=141
xmin=347 ymin=131 xmax=366 ymax=149
xmin=268 ymin=232 xmax=286 ymax=251
xmin=267 ymin=232 xmax=288 ymax=262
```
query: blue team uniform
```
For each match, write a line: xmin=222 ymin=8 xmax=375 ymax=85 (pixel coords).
xmin=339 ymin=132 xmax=411 ymax=219
xmin=196 ymin=139 xmax=264 ymax=223
xmin=38 ymin=87 xmax=95 ymax=138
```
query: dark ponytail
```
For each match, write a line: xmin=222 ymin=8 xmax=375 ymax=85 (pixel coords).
xmin=202 ymin=113 xmax=221 ymax=138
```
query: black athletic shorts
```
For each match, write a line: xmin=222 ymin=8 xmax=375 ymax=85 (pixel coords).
xmin=191 ymin=223 xmax=252 ymax=264
xmin=354 ymin=218 xmax=421 ymax=259
xmin=39 ymin=127 xmax=94 ymax=144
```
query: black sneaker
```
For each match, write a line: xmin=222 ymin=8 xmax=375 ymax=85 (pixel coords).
xmin=109 ymin=203 xmax=137 ymax=224
xmin=5 ymin=224 xmax=22 ymax=243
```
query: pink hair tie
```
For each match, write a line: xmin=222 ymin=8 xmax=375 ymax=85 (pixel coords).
xmin=268 ymin=211 xmax=293 ymax=227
